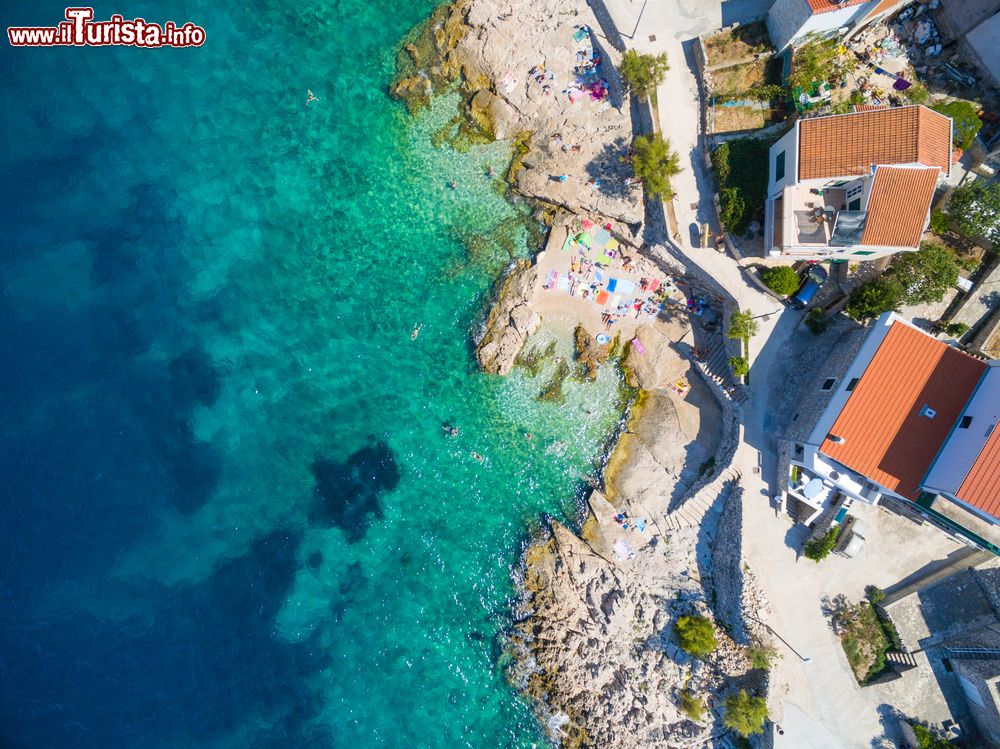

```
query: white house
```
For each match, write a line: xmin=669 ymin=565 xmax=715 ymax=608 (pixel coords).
xmin=787 ymin=313 xmax=1000 ymax=551
xmin=764 ymin=105 xmax=953 ymax=261
xmin=768 ymin=0 xmax=911 ymax=51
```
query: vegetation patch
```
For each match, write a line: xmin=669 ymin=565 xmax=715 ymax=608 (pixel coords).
xmin=931 ymin=101 xmax=983 ymax=151
xmin=946 ymin=179 xmax=1000 ymax=244
xmin=727 ymin=309 xmax=759 ymax=341
xmin=747 ymin=643 xmax=779 ymax=671
xmin=729 ymin=356 xmax=749 ymax=378
xmin=805 ymin=308 xmax=828 ymax=336
xmin=704 ymin=21 xmax=770 ymax=67
xmin=828 ymin=595 xmax=900 ymax=684
xmin=711 ymin=138 xmax=771 ymax=233
xmin=537 ymin=359 xmax=571 ymax=402
xmin=516 ymin=340 xmax=557 ymax=377
xmin=788 ymin=37 xmax=857 ymax=92
xmin=678 ymin=688 xmax=705 ymax=722
xmin=846 ymin=242 xmax=961 ymax=320
xmin=674 ymin=615 xmax=718 ymax=658
xmin=713 ymin=105 xmax=769 ymax=134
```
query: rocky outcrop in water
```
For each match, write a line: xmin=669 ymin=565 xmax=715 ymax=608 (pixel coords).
xmin=475 ymin=259 xmax=540 ymax=375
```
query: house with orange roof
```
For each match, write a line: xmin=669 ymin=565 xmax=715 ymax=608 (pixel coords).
xmin=768 ymin=0 xmax=911 ymax=51
xmin=787 ymin=312 xmax=1000 ymax=553
xmin=764 ymin=105 xmax=953 ymax=260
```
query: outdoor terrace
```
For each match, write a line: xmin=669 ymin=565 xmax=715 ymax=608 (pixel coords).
xmin=772 ymin=183 xmax=869 ymax=253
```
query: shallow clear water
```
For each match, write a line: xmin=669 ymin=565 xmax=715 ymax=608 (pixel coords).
xmin=0 ymin=2 xmax=625 ymax=746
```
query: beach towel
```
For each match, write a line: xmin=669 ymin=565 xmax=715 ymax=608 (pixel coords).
xmin=617 ymin=279 xmax=636 ymax=295
xmin=594 ymin=269 xmax=605 ymax=284
xmin=557 ymin=275 xmax=570 ymax=291
xmin=592 ymin=228 xmax=611 ymax=246
xmin=499 ymin=72 xmax=517 ymax=94
xmin=611 ymin=294 xmax=621 ymax=308
xmin=561 ymin=234 xmax=575 ymax=252
xmin=613 ymin=538 xmax=636 ymax=561
xmin=606 ymin=238 xmax=619 ymax=251
xmin=598 ymin=251 xmax=614 ymax=265
xmin=631 ymin=337 xmax=645 ymax=354
xmin=595 ymin=290 xmax=609 ymax=305
xmin=607 ymin=278 xmax=618 ymax=292
xmin=546 ymin=269 xmax=558 ymax=288
xmin=572 ymin=27 xmax=589 ymax=42
xmin=581 ymin=218 xmax=594 ymax=230
xmin=648 ymin=278 xmax=661 ymax=292
xmin=575 ymin=232 xmax=591 ymax=247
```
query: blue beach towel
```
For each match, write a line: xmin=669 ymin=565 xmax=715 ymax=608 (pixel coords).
xmin=607 ymin=278 xmax=618 ymax=292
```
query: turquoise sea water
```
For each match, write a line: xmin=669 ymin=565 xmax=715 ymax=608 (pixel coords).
xmin=0 ymin=2 xmax=626 ymax=746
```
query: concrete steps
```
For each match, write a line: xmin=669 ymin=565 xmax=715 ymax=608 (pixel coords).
xmin=696 ymin=342 xmax=749 ymax=405
xmin=886 ymin=650 xmax=918 ymax=671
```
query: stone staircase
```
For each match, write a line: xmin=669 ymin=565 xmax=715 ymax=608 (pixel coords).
xmin=944 ymin=646 xmax=1000 ymax=660
xmin=696 ymin=341 xmax=748 ymax=405
xmin=885 ymin=650 xmax=919 ymax=671
xmin=662 ymin=469 xmax=742 ymax=531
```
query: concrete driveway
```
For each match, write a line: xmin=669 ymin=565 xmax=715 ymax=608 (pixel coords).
xmin=601 ymin=0 xmax=775 ymax=45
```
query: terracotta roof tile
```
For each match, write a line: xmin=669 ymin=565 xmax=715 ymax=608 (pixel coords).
xmin=798 ymin=106 xmax=952 ymax=180
xmin=806 ymin=0 xmax=869 ymax=13
xmin=821 ymin=322 xmax=987 ymax=499
xmin=864 ymin=0 xmax=903 ymax=20
xmin=958 ymin=427 xmax=1000 ymax=517
xmin=853 ymin=104 xmax=888 ymax=112
xmin=860 ymin=166 xmax=938 ymax=247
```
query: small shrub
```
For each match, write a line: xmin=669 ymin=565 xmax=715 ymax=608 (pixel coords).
xmin=760 ymin=265 xmax=800 ymax=295
xmin=723 ymin=689 xmax=768 ymax=737
xmin=948 ymin=179 xmax=1000 ymax=244
xmin=913 ymin=723 xmax=956 ymax=748
xmin=729 ymin=356 xmax=749 ymax=377
xmin=727 ymin=309 xmax=759 ymax=341
xmin=803 ymin=527 xmax=839 ymax=562
xmin=865 ymin=585 xmax=886 ymax=604
xmin=674 ymin=615 xmax=718 ymax=658
xmin=805 ymin=307 xmax=828 ymax=335
xmin=678 ymin=689 xmax=705 ymax=721
xmin=946 ymin=322 xmax=969 ymax=338
xmin=747 ymin=644 xmax=779 ymax=671
xmin=929 ymin=208 xmax=951 ymax=235
xmin=712 ymin=142 xmax=731 ymax=185
xmin=904 ymin=82 xmax=929 ymax=104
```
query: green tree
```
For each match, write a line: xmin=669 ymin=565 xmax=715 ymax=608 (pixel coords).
xmin=674 ymin=615 xmax=718 ymax=658
xmin=760 ymin=265 xmax=801 ymax=295
xmin=678 ymin=689 xmax=705 ymax=721
xmin=724 ymin=690 xmax=769 ymax=737
xmin=729 ymin=356 xmax=749 ymax=377
xmin=631 ymin=134 xmax=682 ymax=200
xmin=865 ymin=585 xmax=886 ymax=604
xmin=932 ymin=101 xmax=983 ymax=150
xmin=948 ymin=179 xmax=1000 ymax=243
xmin=904 ymin=82 xmax=929 ymax=104
xmin=845 ymin=278 xmax=901 ymax=321
xmin=890 ymin=243 xmax=959 ymax=306
xmin=727 ymin=309 xmax=759 ymax=341
xmin=619 ymin=50 xmax=669 ymax=101
xmin=929 ymin=208 xmax=951 ymax=235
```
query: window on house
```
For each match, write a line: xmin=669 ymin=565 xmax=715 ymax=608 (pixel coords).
xmin=846 ymin=378 xmax=860 ymax=392
xmin=921 ymin=405 xmax=937 ymax=419
xmin=821 ymin=378 xmax=836 ymax=391
xmin=848 ymin=198 xmax=861 ymax=211
xmin=775 ymin=151 xmax=785 ymax=181
xmin=854 ymin=250 xmax=876 ymax=256
xmin=960 ymin=416 xmax=973 ymax=429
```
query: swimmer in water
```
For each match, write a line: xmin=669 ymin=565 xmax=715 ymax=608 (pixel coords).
xmin=306 ymin=89 xmax=320 ymax=106
xmin=442 ymin=425 xmax=459 ymax=437
xmin=411 ymin=323 xmax=423 ymax=340
xmin=524 ymin=432 xmax=534 ymax=441
xmin=471 ymin=451 xmax=484 ymax=462
xmin=449 ymin=180 xmax=458 ymax=190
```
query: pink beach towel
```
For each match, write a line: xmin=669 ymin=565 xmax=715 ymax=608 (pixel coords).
xmin=631 ymin=337 xmax=646 ymax=354
xmin=546 ymin=269 xmax=558 ymax=289
xmin=648 ymin=278 xmax=661 ymax=292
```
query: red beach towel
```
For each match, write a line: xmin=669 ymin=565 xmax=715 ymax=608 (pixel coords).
xmin=595 ymin=290 xmax=610 ymax=305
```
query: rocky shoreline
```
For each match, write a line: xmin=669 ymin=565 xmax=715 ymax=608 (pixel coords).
xmin=394 ymin=1 xmax=774 ymax=745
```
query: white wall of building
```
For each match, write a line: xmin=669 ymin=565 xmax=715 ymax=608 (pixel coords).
xmin=785 ymin=2 xmax=878 ymax=49
xmin=924 ymin=364 xmax=1000 ymax=497
xmin=767 ymin=125 xmax=800 ymax=197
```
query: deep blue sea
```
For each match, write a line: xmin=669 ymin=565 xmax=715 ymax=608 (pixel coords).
xmin=0 ymin=2 xmax=627 ymax=747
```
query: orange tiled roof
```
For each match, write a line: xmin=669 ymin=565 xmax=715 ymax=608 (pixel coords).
xmin=957 ymin=428 xmax=1000 ymax=517
xmin=864 ymin=0 xmax=903 ymax=20
xmin=798 ymin=106 xmax=952 ymax=180
xmin=853 ymin=104 xmax=888 ymax=112
xmin=821 ymin=322 xmax=987 ymax=499
xmin=860 ymin=166 xmax=938 ymax=247
xmin=806 ymin=0 xmax=869 ymax=13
